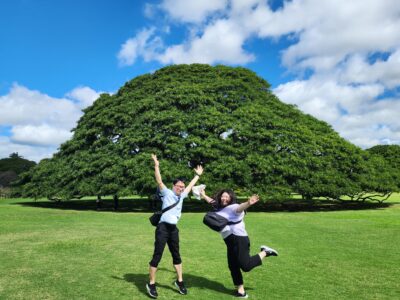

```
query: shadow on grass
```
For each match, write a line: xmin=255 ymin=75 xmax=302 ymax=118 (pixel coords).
xmin=111 ymin=273 xmax=151 ymax=298
xmin=15 ymin=197 xmax=396 ymax=213
xmin=259 ymin=199 xmax=395 ymax=213
xmin=116 ymin=268 xmax=235 ymax=297
xmin=16 ymin=198 xmax=157 ymax=213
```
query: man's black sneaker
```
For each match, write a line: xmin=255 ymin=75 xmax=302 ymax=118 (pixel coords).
xmin=146 ymin=283 xmax=158 ymax=298
xmin=174 ymin=280 xmax=187 ymax=295
xmin=261 ymin=245 xmax=278 ymax=257
xmin=235 ymin=291 xmax=249 ymax=298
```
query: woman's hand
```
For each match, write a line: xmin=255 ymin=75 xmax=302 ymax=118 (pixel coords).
xmin=236 ymin=194 xmax=259 ymax=213
xmin=247 ymin=194 xmax=259 ymax=206
xmin=200 ymin=188 xmax=215 ymax=204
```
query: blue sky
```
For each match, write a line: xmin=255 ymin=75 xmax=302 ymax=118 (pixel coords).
xmin=1 ymin=0 xmax=400 ymax=161
xmin=1 ymin=1 xmax=153 ymax=96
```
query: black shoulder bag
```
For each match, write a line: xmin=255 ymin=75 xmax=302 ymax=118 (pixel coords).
xmin=149 ymin=200 xmax=180 ymax=226
xmin=203 ymin=211 xmax=242 ymax=232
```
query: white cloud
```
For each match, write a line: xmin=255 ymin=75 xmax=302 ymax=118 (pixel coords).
xmin=66 ymin=86 xmax=101 ymax=108
xmin=159 ymin=19 xmax=254 ymax=64
xmin=160 ymin=0 xmax=228 ymax=23
xmin=144 ymin=3 xmax=157 ymax=19
xmin=0 ymin=136 xmax=57 ymax=162
xmin=117 ymin=27 xmax=161 ymax=66
xmin=0 ymin=84 xmax=81 ymax=127
xmin=338 ymin=51 xmax=400 ymax=89
xmin=0 ymin=84 xmax=102 ymax=161
xmin=276 ymin=77 xmax=384 ymax=114
xmin=11 ymin=124 xmax=73 ymax=147
xmin=274 ymin=77 xmax=400 ymax=148
xmin=331 ymin=110 xmax=399 ymax=149
xmin=121 ymin=0 xmax=400 ymax=70
xmin=276 ymin=0 xmax=400 ymax=71
xmin=230 ymin=0 xmax=309 ymax=37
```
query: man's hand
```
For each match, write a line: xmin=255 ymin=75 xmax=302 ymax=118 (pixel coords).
xmin=194 ymin=165 xmax=203 ymax=176
xmin=183 ymin=165 xmax=204 ymax=195
xmin=151 ymin=154 xmax=159 ymax=167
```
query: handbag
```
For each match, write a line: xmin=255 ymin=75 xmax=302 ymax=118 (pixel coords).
xmin=149 ymin=211 xmax=162 ymax=226
xmin=149 ymin=199 xmax=180 ymax=226
xmin=203 ymin=211 xmax=242 ymax=232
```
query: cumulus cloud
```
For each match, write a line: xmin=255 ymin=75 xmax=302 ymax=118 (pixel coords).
xmin=0 ymin=84 xmax=81 ymax=128
xmin=274 ymin=77 xmax=400 ymax=148
xmin=159 ymin=19 xmax=254 ymax=64
xmin=274 ymin=78 xmax=385 ymax=116
xmin=0 ymin=136 xmax=57 ymax=162
xmin=277 ymin=0 xmax=400 ymax=71
xmin=338 ymin=51 xmax=400 ymax=89
xmin=117 ymin=27 xmax=162 ymax=66
xmin=66 ymin=86 xmax=101 ymax=108
xmin=118 ymin=0 xmax=254 ymax=66
xmin=11 ymin=125 xmax=73 ymax=147
xmin=0 ymin=84 xmax=101 ymax=161
xmin=160 ymin=0 xmax=228 ymax=23
xmin=336 ymin=99 xmax=400 ymax=148
xmin=120 ymin=0 xmax=400 ymax=70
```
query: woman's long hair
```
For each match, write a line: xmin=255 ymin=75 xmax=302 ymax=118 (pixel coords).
xmin=213 ymin=189 xmax=237 ymax=209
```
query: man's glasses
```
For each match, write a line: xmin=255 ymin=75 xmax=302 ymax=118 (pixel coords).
xmin=174 ymin=184 xmax=185 ymax=189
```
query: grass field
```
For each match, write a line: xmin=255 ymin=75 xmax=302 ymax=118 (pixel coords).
xmin=1 ymin=196 xmax=399 ymax=299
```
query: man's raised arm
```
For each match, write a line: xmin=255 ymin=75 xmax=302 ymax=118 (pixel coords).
xmin=151 ymin=154 xmax=165 ymax=190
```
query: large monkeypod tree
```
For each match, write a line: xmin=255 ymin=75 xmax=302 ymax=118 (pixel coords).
xmin=22 ymin=64 xmax=382 ymax=201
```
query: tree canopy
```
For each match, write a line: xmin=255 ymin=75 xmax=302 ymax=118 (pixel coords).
xmin=366 ymin=145 xmax=400 ymax=193
xmin=21 ymin=64 xmax=397 ymax=201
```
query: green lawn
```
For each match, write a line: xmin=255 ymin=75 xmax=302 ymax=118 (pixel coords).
xmin=0 ymin=197 xmax=399 ymax=299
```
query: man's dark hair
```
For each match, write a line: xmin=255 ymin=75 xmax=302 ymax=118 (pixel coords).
xmin=173 ymin=178 xmax=186 ymax=185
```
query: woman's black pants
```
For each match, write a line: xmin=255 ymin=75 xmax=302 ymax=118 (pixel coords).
xmin=224 ymin=234 xmax=262 ymax=286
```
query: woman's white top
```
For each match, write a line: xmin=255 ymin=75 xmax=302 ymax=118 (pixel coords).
xmin=215 ymin=203 xmax=247 ymax=238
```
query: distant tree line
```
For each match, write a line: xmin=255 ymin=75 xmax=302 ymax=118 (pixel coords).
xmin=0 ymin=153 xmax=36 ymax=197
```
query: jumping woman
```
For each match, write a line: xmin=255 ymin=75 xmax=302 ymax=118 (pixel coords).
xmin=200 ymin=188 xmax=278 ymax=298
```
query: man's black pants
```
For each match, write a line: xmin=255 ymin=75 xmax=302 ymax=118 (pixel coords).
xmin=149 ymin=222 xmax=181 ymax=268
xmin=224 ymin=234 xmax=262 ymax=286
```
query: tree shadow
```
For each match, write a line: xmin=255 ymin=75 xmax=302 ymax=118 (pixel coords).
xmin=256 ymin=199 xmax=395 ymax=213
xmin=14 ymin=197 xmax=213 ymax=213
xmin=113 ymin=267 xmax=238 ymax=297
xmin=15 ymin=198 xmax=158 ymax=213
xmin=15 ymin=197 xmax=396 ymax=213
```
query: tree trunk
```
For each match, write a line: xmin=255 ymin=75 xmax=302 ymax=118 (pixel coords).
xmin=96 ymin=195 xmax=102 ymax=210
xmin=113 ymin=195 xmax=119 ymax=211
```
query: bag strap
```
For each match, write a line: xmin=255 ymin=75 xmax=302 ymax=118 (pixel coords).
xmin=227 ymin=220 xmax=242 ymax=226
xmin=213 ymin=205 xmax=243 ymax=226
xmin=160 ymin=197 xmax=180 ymax=214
